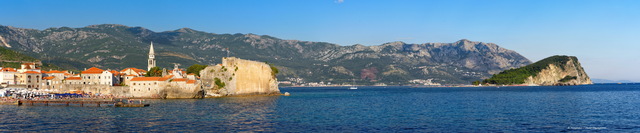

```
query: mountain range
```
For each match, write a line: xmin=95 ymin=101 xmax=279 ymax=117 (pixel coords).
xmin=0 ymin=24 xmax=531 ymax=85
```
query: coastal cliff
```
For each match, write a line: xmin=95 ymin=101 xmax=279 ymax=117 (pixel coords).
xmin=482 ymin=55 xmax=592 ymax=86
xmin=200 ymin=57 xmax=280 ymax=97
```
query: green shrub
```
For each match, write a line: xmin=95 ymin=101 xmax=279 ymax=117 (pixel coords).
xmin=214 ymin=77 xmax=226 ymax=88
xmin=558 ymin=76 xmax=577 ymax=82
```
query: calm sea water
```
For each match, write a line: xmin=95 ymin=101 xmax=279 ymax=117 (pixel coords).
xmin=1 ymin=84 xmax=640 ymax=132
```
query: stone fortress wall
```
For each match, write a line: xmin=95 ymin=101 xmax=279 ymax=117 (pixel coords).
xmin=201 ymin=57 xmax=280 ymax=96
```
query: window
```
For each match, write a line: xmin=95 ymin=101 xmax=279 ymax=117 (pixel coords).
xmin=133 ymin=83 xmax=136 ymax=85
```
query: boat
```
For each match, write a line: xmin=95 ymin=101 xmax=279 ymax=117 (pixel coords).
xmin=349 ymin=79 xmax=358 ymax=89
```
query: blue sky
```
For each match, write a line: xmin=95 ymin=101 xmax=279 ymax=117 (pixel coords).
xmin=2 ymin=0 xmax=640 ymax=81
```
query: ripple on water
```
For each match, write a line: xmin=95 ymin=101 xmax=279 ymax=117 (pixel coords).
xmin=1 ymin=84 xmax=640 ymax=132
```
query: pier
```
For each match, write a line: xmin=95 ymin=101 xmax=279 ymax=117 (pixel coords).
xmin=16 ymin=99 xmax=149 ymax=107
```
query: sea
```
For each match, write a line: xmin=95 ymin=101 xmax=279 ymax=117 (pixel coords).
xmin=1 ymin=84 xmax=640 ymax=132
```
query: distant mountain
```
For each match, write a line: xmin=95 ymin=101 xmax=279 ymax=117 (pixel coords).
xmin=0 ymin=46 xmax=62 ymax=70
xmin=591 ymin=79 xmax=637 ymax=83
xmin=0 ymin=24 xmax=531 ymax=84
xmin=482 ymin=55 xmax=592 ymax=86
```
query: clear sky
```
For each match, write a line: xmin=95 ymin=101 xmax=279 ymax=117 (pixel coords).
xmin=2 ymin=0 xmax=640 ymax=81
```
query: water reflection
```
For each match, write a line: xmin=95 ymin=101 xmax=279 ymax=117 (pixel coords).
xmin=215 ymin=96 xmax=279 ymax=132
xmin=0 ymin=96 xmax=280 ymax=132
xmin=3 ymin=84 xmax=640 ymax=132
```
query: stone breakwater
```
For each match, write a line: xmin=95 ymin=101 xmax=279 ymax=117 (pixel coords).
xmin=200 ymin=57 xmax=280 ymax=97
xmin=524 ymin=56 xmax=592 ymax=86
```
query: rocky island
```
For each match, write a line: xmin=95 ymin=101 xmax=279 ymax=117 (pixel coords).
xmin=200 ymin=57 xmax=280 ymax=97
xmin=479 ymin=55 xmax=592 ymax=86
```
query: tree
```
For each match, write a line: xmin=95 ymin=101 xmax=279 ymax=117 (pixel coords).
xmin=266 ymin=63 xmax=279 ymax=78
xmin=145 ymin=67 xmax=163 ymax=77
xmin=187 ymin=64 xmax=208 ymax=77
xmin=472 ymin=80 xmax=481 ymax=86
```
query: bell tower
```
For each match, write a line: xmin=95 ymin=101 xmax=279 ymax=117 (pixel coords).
xmin=148 ymin=42 xmax=156 ymax=71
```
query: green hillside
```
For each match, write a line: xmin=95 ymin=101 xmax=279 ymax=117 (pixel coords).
xmin=479 ymin=55 xmax=577 ymax=85
xmin=0 ymin=46 xmax=63 ymax=70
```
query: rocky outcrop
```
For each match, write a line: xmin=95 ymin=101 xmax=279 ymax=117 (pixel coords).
xmin=200 ymin=57 xmax=280 ymax=97
xmin=162 ymin=81 xmax=204 ymax=99
xmin=484 ymin=55 xmax=591 ymax=86
xmin=524 ymin=56 xmax=592 ymax=86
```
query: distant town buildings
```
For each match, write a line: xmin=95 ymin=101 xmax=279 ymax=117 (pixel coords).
xmin=0 ymin=42 xmax=202 ymax=98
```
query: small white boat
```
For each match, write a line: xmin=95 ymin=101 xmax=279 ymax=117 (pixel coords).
xmin=349 ymin=79 xmax=358 ymax=89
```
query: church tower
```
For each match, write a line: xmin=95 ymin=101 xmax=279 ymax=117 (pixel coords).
xmin=148 ymin=42 xmax=156 ymax=71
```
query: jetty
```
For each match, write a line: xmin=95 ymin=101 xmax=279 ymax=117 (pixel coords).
xmin=16 ymin=99 xmax=149 ymax=107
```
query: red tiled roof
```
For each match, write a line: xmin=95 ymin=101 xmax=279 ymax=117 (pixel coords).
xmin=121 ymin=68 xmax=135 ymax=72
xmin=122 ymin=68 xmax=147 ymax=73
xmin=187 ymin=80 xmax=196 ymax=84
xmin=22 ymin=63 xmax=35 ymax=65
xmin=24 ymin=71 xmax=40 ymax=74
xmin=43 ymin=76 xmax=56 ymax=80
xmin=110 ymin=70 xmax=120 ymax=75
xmin=134 ymin=68 xmax=147 ymax=73
xmin=82 ymin=67 xmax=104 ymax=74
xmin=41 ymin=70 xmax=48 ymax=73
xmin=66 ymin=77 xmax=82 ymax=80
xmin=158 ymin=77 xmax=171 ymax=81
xmin=1 ymin=68 xmax=17 ymax=72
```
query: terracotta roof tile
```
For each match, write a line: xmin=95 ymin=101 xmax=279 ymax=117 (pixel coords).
xmin=1 ymin=68 xmax=17 ymax=72
xmin=82 ymin=67 xmax=105 ymax=74
xmin=158 ymin=77 xmax=171 ymax=81
xmin=66 ymin=77 xmax=82 ymax=80
xmin=110 ymin=70 xmax=120 ymax=75
xmin=43 ymin=76 xmax=56 ymax=80
xmin=24 ymin=71 xmax=40 ymax=74
xmin=187 ymin=80 xmax=196 ymax=84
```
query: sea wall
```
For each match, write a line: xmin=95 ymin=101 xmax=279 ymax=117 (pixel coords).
xmin=54 ymin=84 xmax=131 ymax=97
xmin=524 ymin=57 xmax=592 ymax=86
xmin=51 ymin=83 xmax=203 ymax=98
xmin=164 ymin=81 xmax=204 ymax=99
xmin=200 ymin=57 xmax=280 ymax=97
